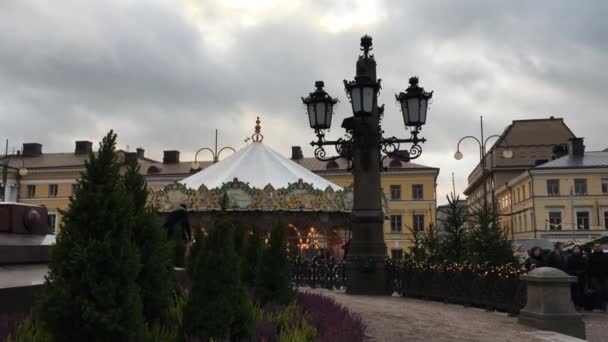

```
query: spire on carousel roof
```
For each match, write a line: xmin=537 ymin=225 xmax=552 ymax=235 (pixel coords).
xmin=252 ymin=116 xmax=264 ymax=142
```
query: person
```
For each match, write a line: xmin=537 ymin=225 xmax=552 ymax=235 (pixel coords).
xmin=566 ymin=245 xmax=588 ymax=310
xmin=588 ymin=243 xmax=608 ymax=312
xmin=525 ymin=246 xmax=545 ymax=272
xmin=546 ymin=242 xmax=567 ymax=271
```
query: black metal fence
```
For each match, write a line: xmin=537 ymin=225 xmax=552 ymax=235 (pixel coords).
xmin=290 ymin=257 xmax=527 ymax=315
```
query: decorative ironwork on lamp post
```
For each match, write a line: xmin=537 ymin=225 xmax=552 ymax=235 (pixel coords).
xmin=1 ymin=139 xmax=28 ymax=202
xmin=191 ymin=129 xmax=236 ymax=171
xmin=301 ymin=35 xmax=434 ymax=295
xmin=453 ymin=115 xmax=512 ymax=208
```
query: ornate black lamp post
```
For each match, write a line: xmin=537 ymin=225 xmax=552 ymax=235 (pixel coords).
xmin=301 ymin=35 xmax=434 ymax=295
xmin=191 ymin=129 xmax=236 ymax=170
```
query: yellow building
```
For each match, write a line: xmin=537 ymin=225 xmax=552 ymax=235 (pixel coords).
xmin=292 ymin=147 xmax=439 ymax=259
xmin=496 ymin=138 xmax=608 ymax=243
xmin=5 ymin=141 xmax=439 ymax=258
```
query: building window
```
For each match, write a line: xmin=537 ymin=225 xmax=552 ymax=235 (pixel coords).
xmin=71 ymin=184 xmax=80 ymax=196
xmin=517 ymin=188 xmax=521 ymax=203
xmin=548 ymin=212 xmax=562 ymax=230
xmin=390 ymin=215 xmax=402 ymax=233
xmin=413 ymin=214 xmax=425 ymax=232
xmin=604 ymin=211 xmax=608 ymax=229
xmin=576 ymin=211 xmax=590 ymax=230
xmin=391 ymin=249 xmax=403 ymax=261
xmin=412 ymin=184 xmax=423 ymax=200
xmin=27 ymin=185 xmax=36 ymax=198
xmin=547 ymin=179 xmax=559 ymax=196
xmin=523 ymin=184 xmax=526 ymax=199
xmin=48 ymin=213 xmax=57 ymax=235
xmin=602 ymin=179 xmax=608 ymax=195
xmin=389 ymin=185 xmax=401 ymax=200
xmin=574 ymin=179 xmax=587 ymax=196
xmin=524 ymin=214 xmax=528 ymax=230
xmin=49 ymin=184 xmax=58 ymax=197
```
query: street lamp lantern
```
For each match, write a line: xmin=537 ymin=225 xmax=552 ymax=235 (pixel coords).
xmin=396 ymin=77 xmax=433 ymax=128
xmin=454 ymin=150 xmax=463 ymax=160
xmin=302 ymin=81 xmax=338 ymax=130
xmin=18 ymin=167 xmax=28 ymax=177
xmin=343 ymin=76 xmax=380 ymax=117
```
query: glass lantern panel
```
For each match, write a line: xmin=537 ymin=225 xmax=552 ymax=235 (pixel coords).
xmin=407 ymin=98 xmax=420 ymax=124
xmin=419 ymin=98 xmax=428 ymax=125
xmin=362 ymin=86 xmax=375 ymax=113
xmin=400 ymin=100 xmax=409 ymax=125
xmin=307 ymin=103 xmax=315 ymax=127
xmin=351 ymin=87 xmax=362 ymax=113
xmin=315 ymin=102 xmax=327 ymax=128
xmin=326 ymin=101 xmax=333 ymax=127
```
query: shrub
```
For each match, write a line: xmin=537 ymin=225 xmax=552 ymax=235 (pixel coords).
xmin=183 ymin=219 xmax=255 ymax=341
xmin=255 ymin=302 xmax=317 ymax=342
xmin=296 ymin=292 xmax=366 ymax=342
xmin=36 ymin=131 xmax=146 ymax=341
xmin=5 ymin=315 xmax=51 ymax=342
xmin=257 ymin=221 xmax=292 ymax=305
xmin=242 ymin=225 xmax=263 ymax=289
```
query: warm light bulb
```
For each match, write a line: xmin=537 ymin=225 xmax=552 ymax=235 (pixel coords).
xmin=454 ymin=151 xmax=463 ymax=160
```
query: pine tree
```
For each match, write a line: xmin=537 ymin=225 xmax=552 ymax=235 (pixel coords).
xmin=123 ymin=163 xmax=174 ymax=326
xmin=256 ymin=221 xmax=293 ymax=305
xmin=183 ymin=219 xmax=255 ymax=340
xmin=439 ymin=194 xmax=469 ymax=263
xmin=467 ymin=204 xmax=516 ymax=266
xmin=36 ymin=131 xmax=145 ymax=341
xmin=421 ymin=223 xmax=442 ymax=263
xmin=187 ymin=224 xmax=205 ymax=278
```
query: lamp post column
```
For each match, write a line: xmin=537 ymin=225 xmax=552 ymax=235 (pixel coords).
xmin=346 ymin=44 xmax=388 ymax=295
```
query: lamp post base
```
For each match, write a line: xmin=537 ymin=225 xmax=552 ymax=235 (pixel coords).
xmin=345 ymin=255 xmax=389 ymax=295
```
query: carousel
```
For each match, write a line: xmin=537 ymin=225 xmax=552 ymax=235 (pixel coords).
xmin=149 ymin=118 xmax=389 ymax=259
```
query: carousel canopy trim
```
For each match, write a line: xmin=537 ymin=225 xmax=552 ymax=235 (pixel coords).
xmin=149 ymin=179 xmax=355 ymax=213
xmin=180 ymin=138 xmax=341 ymax=191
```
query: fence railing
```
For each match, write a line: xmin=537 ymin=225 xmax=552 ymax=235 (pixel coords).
xmin=290 ymin=257 xmax=527 ymax=315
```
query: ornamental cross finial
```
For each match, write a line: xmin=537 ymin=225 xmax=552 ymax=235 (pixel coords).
xmin=252 ymin=116 xmax=264 ymax=142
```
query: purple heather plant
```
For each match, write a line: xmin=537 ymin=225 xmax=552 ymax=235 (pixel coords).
xmin=296 ymin=292 xmax=366 ymax=342
xmin=0 ymin=313 xmax=25 ymax=342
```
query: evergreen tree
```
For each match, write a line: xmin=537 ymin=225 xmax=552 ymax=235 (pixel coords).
xmin=183 ymin=219 xmax=255 ymax=341
xmin=439 ymin=194 xmax=469 ymax=263
xmin=405 ymin=224 xmax=425 ymax=262
xmin=36 ymin=131 xmax=145 ymax=341
xmin=256 ymin=221 xmax=293 ymax=304
xmin=171 ymin=224 xmax=186 ymax=268
xmin=242 ymin=225 xmax=263 ymax=289
xmin=187 ymin=224 xmax=205 ymax=278
xmin=123 ymin=162 xmax=174 ymax=326
xmin=467 ymin=204 xmax=516 ymax=266
xmin=421 ymin=223 xmax=442 ymax=263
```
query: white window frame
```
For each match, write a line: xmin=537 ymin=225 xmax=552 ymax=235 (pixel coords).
xmin=574 ymin=208 xmax=591 ymax=230
xmin=390 ymin=215 xmax=402 ymax=233
xmin=48 ymin=211 xmax=57 ymax=235
xmin=546 ymin=209 xmax=563 ymax=231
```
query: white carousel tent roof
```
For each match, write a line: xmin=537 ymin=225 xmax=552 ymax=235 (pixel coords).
xmin=181 ymin=141 xmax=342 ymax=191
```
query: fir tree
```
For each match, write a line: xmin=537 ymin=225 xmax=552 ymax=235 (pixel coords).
xmin=36 ymin=131 xmax=145 ymax=341
xmin=183 ymin=219 xmax=255 ymax=341
xmin=421 ymin=223 xmax=442 ymax=263
xmin=467 ymin=204 xmax=516 ymax=266
xmin=439 ymin=194 xmax=469 ymax=263
xmin=123 ymin=162 xmax=174 ymax=326
xmin=242 ymin=225 xmax=263 ymax=289
xmin=256 ymin=221 xmax=293 ymax=305
xmin=187 ymin=224 xmax=205 ymax=278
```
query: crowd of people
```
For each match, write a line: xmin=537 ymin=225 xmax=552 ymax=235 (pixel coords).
xmin=525 ymin=242 xmax=608 ymax=312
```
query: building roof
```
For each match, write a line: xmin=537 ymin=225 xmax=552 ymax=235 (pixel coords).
xmin=180 ymin=142 xmax=342 ymax=190
xmin=533 ymin=151 xmax=608 ymax=170
xmin=296 ymin=157 xmax=438 ymax=173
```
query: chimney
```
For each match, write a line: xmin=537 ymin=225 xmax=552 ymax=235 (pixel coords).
xmin=569 ymin=137 xmax=585 ymax=157
xmin=22 ymin=143 xmax=42 ymax=157
xmin=163 ymin=150 xmax=180 ymax=164
xmin=125 ymin=152 xmax=138 ymax=165
xmin=136 ymin=147 xmax=145 ymax=159
xmin=74 ymin=141 xmax=93 ymax=155
xmin=291 ymin=146 xmax=303 ymax=160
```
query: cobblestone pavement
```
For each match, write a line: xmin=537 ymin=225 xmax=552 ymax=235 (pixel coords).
xmin=301 ymin=288 xmax=608 ymax=342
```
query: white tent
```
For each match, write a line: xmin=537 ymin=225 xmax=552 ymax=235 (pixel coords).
xmin=180 ymin=141 xmax=341 ymax=191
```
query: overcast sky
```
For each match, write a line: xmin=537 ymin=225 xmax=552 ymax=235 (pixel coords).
xmin=1 ymin=0 xmax=607 ymax=204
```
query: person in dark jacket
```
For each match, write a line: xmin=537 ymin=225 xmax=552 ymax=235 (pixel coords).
xmin=525 ymin=246 xmax=545 ymax=272
xmin=546 ymin=242 xmax=567 ymax=271
xmin=567 ymin=245 xmax=588 ymax=310
xmin=588 ymin=243 xmax=608 ymax=312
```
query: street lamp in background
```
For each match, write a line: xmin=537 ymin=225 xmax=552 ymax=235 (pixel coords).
xmin=1 ymin=139 xmax=28 ymax=202
xmin=453 ymin=116 xmax=512 ymax=208
xmin=191 ymin=129 xmax=236 ymax=171
xmin=301 ymin=35 xmax=434 ymax=295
